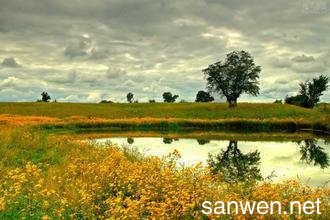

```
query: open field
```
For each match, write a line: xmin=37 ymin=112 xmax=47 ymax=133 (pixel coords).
xmin=0 ymin=102 xmax=329 ymax=132
xmin=0 ymin=102 xmax=328 ymax=119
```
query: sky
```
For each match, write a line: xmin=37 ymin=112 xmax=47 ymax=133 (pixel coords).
xmin=0 ymin=0 xmax=329 ymax=103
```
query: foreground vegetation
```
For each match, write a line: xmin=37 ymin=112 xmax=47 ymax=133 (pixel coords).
xmin=0 ymin=128 xmax=329 ymax=219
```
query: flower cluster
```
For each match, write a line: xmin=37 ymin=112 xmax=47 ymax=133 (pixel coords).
xmin=0 ymin=131 xmax=328 ymax=219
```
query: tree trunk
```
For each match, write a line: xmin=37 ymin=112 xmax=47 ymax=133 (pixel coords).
xmin=228 ymin=99 xmax=237 ymax=108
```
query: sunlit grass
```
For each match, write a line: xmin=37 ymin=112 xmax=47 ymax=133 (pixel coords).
xmin=0 ymin=102 xmax=328 ymax=120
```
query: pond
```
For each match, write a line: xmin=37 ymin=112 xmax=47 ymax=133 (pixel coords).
xmin=93 ymin=136 xmax=329 ymax=187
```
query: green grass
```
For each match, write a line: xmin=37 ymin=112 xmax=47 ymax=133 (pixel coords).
xmin=1 ymin=102 xmax=329 ymax=132
xmin=0 ymin=102 xmax=328 ymax=120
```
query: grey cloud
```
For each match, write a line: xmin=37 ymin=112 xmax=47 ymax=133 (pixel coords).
xmin=291 ymin=54 xmax=315 ymax=63
xmin=0 ymin=0 xmax=329 ymax=102
xmin=64 ymin=35 xmax=94 ymax=58
xmin=1 ymin=57 xmax=21 ymax=68
xmin=0 ymin=76 xmax=19 ymax=90
xmin=271 ymin=58 xmax=292 ymax=68
xmin=291 ymin=61 xmax=327 ymax=73
xmin=106 ymin=67 xmax=127 ymax=79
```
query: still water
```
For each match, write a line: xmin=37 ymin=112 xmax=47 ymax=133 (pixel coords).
xmin=94 ymin=137 xmax=329 ymax=187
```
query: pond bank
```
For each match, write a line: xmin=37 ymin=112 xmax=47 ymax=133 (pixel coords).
xmin=39 ymin=117 xmax=329 ymax=133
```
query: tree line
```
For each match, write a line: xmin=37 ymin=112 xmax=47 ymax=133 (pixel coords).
xmin=38 ymin=50 xmax=328 ymax=108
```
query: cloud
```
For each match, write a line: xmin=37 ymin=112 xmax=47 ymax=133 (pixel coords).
xmin=106 ymin=67 xmax=127 ymax=79
xmin=64 ymin=35 xmax=94 ymax=58
xmin=0 ymin=76 xmax=19 ymax=89
xmin=291 ymin=54 xmax=315 ymax=62
xmin=271 ymin=58 xmax=292 ymax=68
xmin=1 ymin=57 xmax=21 ymax=68
xmin=0 ymin=0 xmax=329 ymax=102
xmin=291 ymin=61 xmax=327 ymax=73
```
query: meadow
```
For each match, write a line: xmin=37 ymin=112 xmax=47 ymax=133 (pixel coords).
xmin=0 ymin=102 xmax=329 ymax=219
xmin=0 ymin=102 xmax=328 ymax=120
xmin=0 ymin=102 xmax=329 ymax=132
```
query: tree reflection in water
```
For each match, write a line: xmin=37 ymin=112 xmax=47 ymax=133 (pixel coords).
xmin=163 ymin=138 xmax=173 ymax=144
xmin=127 ymin=137 xmax=134 ymax=145
xmin=196 ymin=139 xmax=210 ymax=145
xmin=298 ymin=139 xmax=329 ymax=169
xmin=208 ymin=140 xmax=262 ymax=183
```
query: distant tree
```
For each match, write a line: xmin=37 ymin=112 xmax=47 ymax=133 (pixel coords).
xmin=41 ymin=91 xmax=51 ymax=102
xmin=195 ymin=90 xmax=214 ymax=102
xmin=149 ymin=99 xmax=156 ymax=103
xmin=285 ymin=95 xmax=303 ymax=106
xmin=100 ymin=100 xmax=113 ymax=103
xmin=162 ymin=92 xmax=179 ymax=103
xmin=285 ymin=75 xmax=328 ymax=108
xmin=127 ymin=92 xmax=134 ymax=103
xmin=273 ymin=99 xmax=282 ymax=104
xmin=203 ymin=50 xmax=261 ymax=107
xmin=180 ymin=99 xmax=187 ymax=103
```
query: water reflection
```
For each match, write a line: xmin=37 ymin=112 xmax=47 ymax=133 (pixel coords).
xmin=197 ymin=139 xmax=210 ymax=145
xmin=208 ymin=140 xmax=262 ymax=183
xmin=298 ymin=139 xmax=329 ymax=169
xmin=127 ymin=137 xmax=134 ymax=144
xmin=94 ymin=136 xmax=329 ymax=186
xmin=163 ymin=138 xmax=179 ymax=144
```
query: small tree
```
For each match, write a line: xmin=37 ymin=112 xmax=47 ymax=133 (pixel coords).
xmin=126 ymin=92 xmax=134 ymax=103
xmin=162 ymin=92 xmax=179 ymax=103
xmin=285 ymin=75 xmax=328 ymax=108
xmin=299 ymin=75 xmax=328 ymax=108
xmin=41 ymin=91 xmax=51 ymax=102
xmin=203 ymin=50 xmax=261 ymax=107
xmin=195 ymin=90 xmax=214 ymax=102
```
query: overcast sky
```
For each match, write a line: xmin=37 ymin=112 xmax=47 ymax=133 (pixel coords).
xmin=0 ymin=0 xmax=329 ymax=102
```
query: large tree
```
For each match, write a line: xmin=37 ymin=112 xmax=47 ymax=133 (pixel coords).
xmin=203 ymin=50 xmax=261 ymax=107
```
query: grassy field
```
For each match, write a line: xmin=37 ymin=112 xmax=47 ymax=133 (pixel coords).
xmin=0 ymin=102 xmax=328 ymax=119
xmin=0 ymin=102 xmax=329 ymax=132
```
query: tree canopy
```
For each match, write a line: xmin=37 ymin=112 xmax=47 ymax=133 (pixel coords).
xmin=203 ymin=50 xmax=261 ymax=107
xmin=162 ymin=92 xmax=179 ymax=103
xmin=195 ymin=90 xmax=214 ymax=102
xmin=41 ymin=91 xmax=51 ymax=102
xmin=126 ymin=92 xmax=134 ymax=103
xmin=285 ymin=75 xmax=328 ymax=108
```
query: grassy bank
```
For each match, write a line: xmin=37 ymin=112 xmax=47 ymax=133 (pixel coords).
xmin=0 ymin=102 xmax=328 ymax=120
xmin=39 ymin=117 xmax=329 ymax=133
xmin=0 ymin=129 xmax=328 ymax=219
xmin=0 ymin=102 xmax=329 ymax=132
